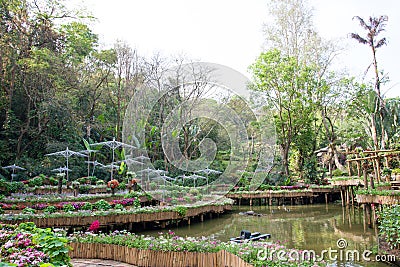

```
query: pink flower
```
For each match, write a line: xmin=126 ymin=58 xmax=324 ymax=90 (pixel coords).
xmin=88 ymin=220 xmax=100 ymax=232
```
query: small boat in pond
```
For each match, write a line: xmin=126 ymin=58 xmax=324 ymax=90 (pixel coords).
xmin=230 ymin=230 xmax=271 ymax=243
xmin=238 ymin=210 xmax=264 ymax=216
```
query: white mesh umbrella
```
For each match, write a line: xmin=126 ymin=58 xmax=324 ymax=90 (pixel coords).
xmin=46 ymin=147 xmax=87 ymax=181
xmin=2 ymin=164 xmax=25 ymax=181
xmin=90 ymin=137 xmax=136 ymax=180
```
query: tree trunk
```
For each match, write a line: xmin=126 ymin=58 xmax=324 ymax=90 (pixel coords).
xmin=280 ymin=144 xmax=290 ymax=177
xmin=57 ymin=176 xmax=63 ymax=194
xmin=370 ymin=114 xmax=379 ymax=150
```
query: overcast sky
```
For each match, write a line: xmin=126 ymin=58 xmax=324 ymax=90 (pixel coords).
xmin=72 ymin=0 xmax=400 ymax=98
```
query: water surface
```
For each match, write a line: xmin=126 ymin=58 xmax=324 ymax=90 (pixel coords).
xmin=143 ymin=204 xmax=388 ymax=267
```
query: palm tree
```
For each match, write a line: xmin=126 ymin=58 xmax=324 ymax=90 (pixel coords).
xmin=350 ymin=15 xmax=388 ymax=149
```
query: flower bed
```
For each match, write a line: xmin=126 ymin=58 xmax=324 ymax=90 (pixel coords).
xmin=0 ymin=198 xmax=141 ymax=213
xmin=30 ymin=186 xmax=107 ymax=195
xmin=1 ymin=192 xmax=151 ymax=206
xmin=0 ymin=222 xmax=71 ymax=267
xmin=0 ymin=200 xmax=233 ymax=228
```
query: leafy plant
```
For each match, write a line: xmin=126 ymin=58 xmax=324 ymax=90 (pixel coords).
xmin=96 ymin=180 xmax=105 ymax=185
xmin=29 ymin=176 xmax=44 ymax=187
xmin=133 ymin=198 xmax=141 ymax=209
xmin=174 ymin=206 xmax=188 ymax=217
xmin=29 ymin=225 xmax=71 ymax=266
xmin=79 ymin=185 xmax=90 ymax=194
xmin=22 ymin=207 xmax=36 ymax=214
xmin=81 ymin=202 xmax=93 ymax=211
xmin=62 ymin=204 xmax=75 ymax=212
xmin=43 ymin=206 xmax=57 ymax=214
xmin=114 ymin=204 xmax=124 ymax=210
xmin=377 ymin=205 xmax=400 ymax=249
xmin=94 ymin=199 xmax=111 ymax=211
xmin=382 ymin=167 xmax=392 ymax=175
xmin=392 ymin=168 xmax=400 ymax=175
xmin=332 ymin=169 xmax=347 ymax=177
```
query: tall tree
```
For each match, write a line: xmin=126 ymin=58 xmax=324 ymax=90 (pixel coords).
xmin=250 ymin=49 xmax=317 ymax=177
xmin=260 ymin=0 xmax=343 ymax=178
xmin=350 ymin=15 xmax=388 ymax=149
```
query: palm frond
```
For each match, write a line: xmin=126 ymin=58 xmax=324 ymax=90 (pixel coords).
xmin=375 ymin=38 xmax=387 ymax=48
xmin=349 ymin=33 xmax=368 ymax=45
xmin=353 ymin=16 xmax=371 ymax=31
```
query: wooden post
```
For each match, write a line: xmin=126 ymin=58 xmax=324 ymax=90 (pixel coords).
xmin=200 ymin=214 xmax=204 ymax=222
xmin=325 ymin=193 xmax=328 ymax=204
xmin=384 ymin=155 xmax=389 ymax=168
xmin=374 ymin=157 xmax=381 ymax=185
xmin=363 ymin=163 xmax=368 ymax=190
xmin=340 ymin=188 xmax=345 ymax=207
xmin=350 ymin=186 xmax=354 ymax=206
xmin=365 ymin=204 xmax=372 ymax=228
xmin=356 ymin=161 xmax=361 ymax=177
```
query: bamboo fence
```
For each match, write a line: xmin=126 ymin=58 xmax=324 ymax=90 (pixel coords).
xmin=356 ymin=194 xmax=400 ymax=205
xmin=69 ymin=243 xmax=254 ymax=267
xmin=0 ymin=204 xmax=232 ymax=228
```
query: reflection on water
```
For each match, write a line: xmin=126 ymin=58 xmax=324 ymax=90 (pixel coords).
xmin=142 ymin=204 xmax=388 ymax=267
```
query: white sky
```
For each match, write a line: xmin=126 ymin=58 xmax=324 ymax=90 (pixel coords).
xmin=71 ymin=0 xmax=400 ymax=98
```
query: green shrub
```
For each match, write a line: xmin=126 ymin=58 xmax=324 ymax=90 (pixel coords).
xmin=79 ymin=185 xmax=90 ymax=194
xmin=332 ymin=169 xmax=347 ymax=177
xmin=133 ymin=198 xmax=141 ymax=209
xmin=88 ymin=176 xmax=98 ymax=184
xmin=7 ymin=181 xmax=24 ymax=194
xmin=22 ymin=207 xmax=36 ymax=214
xmin=94 ymin=199 xmax=111 ymax=211
xmin=392 ymin=168 xmax=400 ymax=175
xmin=29 ymin=176 xmax=44 ymax=187
xmin=77 ymin=177 xmax=89 ymax=184
xmin=81 ymin=202 xmax=93 ymax=211
xmin=114 ymin=204 xmax=124 ymax=210
xmin=189 ymin=188 xmax=199 ymax=196
xmin=174 ymin=206 xmax=188 ymax=216
xmin=21 ymin=223 xmax=71 ymax=266
xmin=124 ymin=191 xmax=140 ymax=198
xmin=377 ymin=205 xmax=400 ymax=249
xmin=62 ymin=204 xmax=75 ymax=212
xmin=96 ymin=180 xmax=105 ymax=185
xmin=43 ymin=206 xmax=57 ymax=214
xmin=118 ymin=182 xmax=126 ymax=190
xmin=48 ymin=177 xmax=58 ymax=186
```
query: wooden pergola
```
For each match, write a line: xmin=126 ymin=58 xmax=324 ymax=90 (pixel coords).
xmin=345 ymin=149 xmax=400 ymax=189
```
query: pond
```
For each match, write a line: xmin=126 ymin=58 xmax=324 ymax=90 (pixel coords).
xmin=143 ymin=204 xmax=387 ymax=267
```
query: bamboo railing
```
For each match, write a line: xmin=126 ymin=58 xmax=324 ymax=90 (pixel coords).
xmin=356 ymin=194 xmax=400 ymax=205
xmin=69 ymin=243 xmax=254 ymax=267
xmin=0 ymin=204 xmax=232 ymax=228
